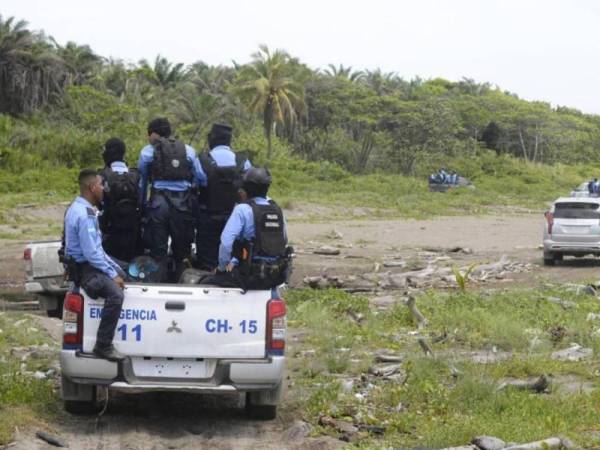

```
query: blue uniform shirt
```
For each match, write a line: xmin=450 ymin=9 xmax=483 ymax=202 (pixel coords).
xmin=109 ymin=161 xmax=128 ymax=174
xmin=197 ymin=145 xmax=252 ymax=187
xmin=64 ymin=196 xmax=122 ymax=279
xmin=138 ymin=143 xmax=205 ymax=206
xmin=218 ymin=197 xmax=287 ymax=270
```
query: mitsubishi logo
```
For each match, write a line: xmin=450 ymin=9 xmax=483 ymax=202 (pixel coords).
xmin=167 ymin=320 xmax=182 ymax=333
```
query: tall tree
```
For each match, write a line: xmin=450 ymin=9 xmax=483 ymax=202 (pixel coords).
xmin=0 ymin=15 xmax=65 ymax=114
xmin=139 ymin=55 xmax=186 ymax=89
xmin=324 ymin=64 xmax=365 ymax=82
xmin=237 ymin=45 xmax=306 ymax=158
xmin=51 ymin=40 xmax=103 ymax=85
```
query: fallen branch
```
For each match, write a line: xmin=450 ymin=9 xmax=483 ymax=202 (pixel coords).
xmin=503 ymin=437 xmax=562 ymax=450
xmin=35 ymin=431 xmax=66 ymax=448
xmin=374 ymin=353 xmax=403 ymax=363
xmin=406 ymin=296 xmax=428 ymax=329
xmin=417 ymin=337 xmax=434 ymax=357
xmin=497 ymin=374 xmax=550 ymax=393
xmin=345 ymin=309 xmax=365 ymax=325
xmin=318 ymin=414 xmax=358 ymax=441
xmin=368 ymin=363 xmax=403 ymax=377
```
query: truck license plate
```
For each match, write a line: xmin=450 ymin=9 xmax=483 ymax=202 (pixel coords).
xmin=131 ymin=358 xmax=216 ymax=379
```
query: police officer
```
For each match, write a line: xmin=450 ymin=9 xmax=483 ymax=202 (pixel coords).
xmin=64 ymin=169 xmax=126 ymax=361
xmin=195 ymin=123 xmax=251 ymax=270
xmin=99 ymin=138 xmax=140 ymax=262
xmin=217 ymin=167 xmax=290 ymax=290
xmin=138 ymin=118 xmax=205 ymax=279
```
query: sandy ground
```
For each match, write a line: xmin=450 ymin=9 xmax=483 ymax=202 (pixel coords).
xmin=1 ymin=211 xmax=599 ymax=449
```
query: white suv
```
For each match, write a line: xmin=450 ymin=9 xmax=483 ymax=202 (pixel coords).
xmin=543 ymin=197 xmax=600 ymax=265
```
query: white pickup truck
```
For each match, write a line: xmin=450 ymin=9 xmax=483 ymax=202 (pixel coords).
xmin=25 ymin=240 xmax=287 ymax=419
xmin=60 ymin=284 xmax=287 ymax=419
xmin=24 ymin=240 xmax=68 ymax=318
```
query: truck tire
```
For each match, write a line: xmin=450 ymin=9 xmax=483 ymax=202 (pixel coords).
xmin=47 ymin=305 xmax=63 ymax=319
xmin=245 ymin=384 xmax=282 ymax=420
xmin=61 ymin=376 xmax=98 ymax=415
xmin=245 ymin=401 xmax=277 ymax=420
xmin=38 ymin=294 xmax=63 ymax=318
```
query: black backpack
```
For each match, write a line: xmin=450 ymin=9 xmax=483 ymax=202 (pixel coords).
xmin=249 ymin=199 xmax=286 ymax=257
xmin=199 ymin=152 xmax=245 ymax=213
xmin=151 ymin=137 xmax=192 ymax=182
xmin=100 ymin=168 xmax=140 ymax=230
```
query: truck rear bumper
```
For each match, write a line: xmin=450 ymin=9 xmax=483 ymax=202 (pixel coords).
xmin=60 ymin=350 xmax=285 ymax=392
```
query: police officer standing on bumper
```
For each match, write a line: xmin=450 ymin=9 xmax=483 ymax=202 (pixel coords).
xmin=138 ymin=118 xmax=205 ymax=280
xmin=64 ymin=169 xmax=126 ymax=361
xmin=99 ymin=138 xmax=140 ymax=262
xmin=196 ymin=123 xmax=251 ymax=270
xmin=217 ymin=167 xmax=290 ymax=290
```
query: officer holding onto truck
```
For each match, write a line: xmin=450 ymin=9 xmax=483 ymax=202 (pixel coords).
xmin=99 ymin=138 xmax=140 ymax=262
xmin=216 ymin=167 xmax=291 ymax=290
xmin=195 ymin=123 xmax=251 ymax=270
xmin=64 ymin=169 xmax=126 ymax=361
xmin=138 ymin=118 xmax=205 ymax=280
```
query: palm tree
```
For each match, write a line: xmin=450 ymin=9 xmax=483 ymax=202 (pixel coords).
xmin=51 ymin=39 xmax=103 ymax=85
xmin=362 ymin=69 xmax=407 ymax=96
xmin=237 ymin=45 xmax=306 ymax=158
xmin=0 ymin=15 xmax=65 ymax=115
xmin=139 ymin=55 xmax=186 ymax=89
xmin=324 ymin=64 xmax=365 ymax=82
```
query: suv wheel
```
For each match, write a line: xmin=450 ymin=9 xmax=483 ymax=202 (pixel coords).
xmin=543 ymin=252 xmax=555 ymax=266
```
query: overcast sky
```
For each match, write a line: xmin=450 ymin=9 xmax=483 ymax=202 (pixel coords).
xmin=3 ymin=0 xmax=600 ymax=114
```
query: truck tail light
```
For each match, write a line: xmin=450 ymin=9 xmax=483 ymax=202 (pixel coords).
xmin=266 ymin=298 xmax=286 ymax=354
xmin=545 ymin=211 xmax=554 ymax=234
xmin=23 ymin=248 xmax=32 ymax=260
xmin=63 ymin=292 xmax=83 ymax=347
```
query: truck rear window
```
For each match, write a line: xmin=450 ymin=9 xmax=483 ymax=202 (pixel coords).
xmin=554 ymin=202 xmax=600 ymax=219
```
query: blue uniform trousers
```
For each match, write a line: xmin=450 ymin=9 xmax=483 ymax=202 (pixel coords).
xmin=79 ymin=264 xmax=125 ymax=348
xmin=195 ymin=211 xmax=229 ymax=270
xmin=143 ymin=190 xmax=194 ymax=278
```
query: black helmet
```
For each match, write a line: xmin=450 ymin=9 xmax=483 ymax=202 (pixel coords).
xmin=243 ymin=167 xmax=272 ymax=186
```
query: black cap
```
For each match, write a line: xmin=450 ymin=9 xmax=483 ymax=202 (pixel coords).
xmin=147 ymin=117 xmax=171 ymax=137
xmin=208 ymin=123 xmax=233 ymax=148
xmin=103 ymin=137 xmax=126 ymax=165
xmin=243 ymin=167 xmax=272 ymax=186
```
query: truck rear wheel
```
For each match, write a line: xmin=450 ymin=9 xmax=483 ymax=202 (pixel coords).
xmin=245 ymin=401 xmax=277 ymax=420
xmin=46 ymin=305 xmax=63 ymax=319
xmin=61 ymin=376 xmax=99 ymax=415
xmin=245 ymin=385 xmax=282 ymax=420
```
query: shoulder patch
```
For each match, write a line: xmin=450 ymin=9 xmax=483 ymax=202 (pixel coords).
xmin=86 ymin=207 xmax=96 ymax=216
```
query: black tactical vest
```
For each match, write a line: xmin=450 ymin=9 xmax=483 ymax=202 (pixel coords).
xmin=249 ymin=200 xmax=286 ymax=257
xmin=150 ymin=137 xmax=192 ymax=182
xmin=199 ymin=152 xmax=244 ymax=213
xmin=99 ymin=167 xmax=140 ymax=230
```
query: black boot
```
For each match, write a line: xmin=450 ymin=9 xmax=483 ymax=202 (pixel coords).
xmin=93 ymin=343 xmax=125 ymax=362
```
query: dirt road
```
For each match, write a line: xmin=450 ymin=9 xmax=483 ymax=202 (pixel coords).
xmin=2 ymin=212 xmax=599 ymax=449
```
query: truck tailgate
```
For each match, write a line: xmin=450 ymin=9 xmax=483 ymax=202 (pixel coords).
xmin=82 ymin=284 xmax=271 ymax=359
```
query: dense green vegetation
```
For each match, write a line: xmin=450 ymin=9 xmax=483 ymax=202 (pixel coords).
xmin=286 ymin=287 xmax=600 ymax=448
xmin=0 ymin=313 xmax=60 ymax=444
xmin=1 ymin=13 xmax=600 ymax=209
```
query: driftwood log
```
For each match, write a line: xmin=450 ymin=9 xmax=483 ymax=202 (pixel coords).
xmin=497 ymin=374 xmax=550 ymax=393
xmin=406 ymin=296 xmax=428 ymax=328
xmin=503 ymin=437 xmax=563 ymax=450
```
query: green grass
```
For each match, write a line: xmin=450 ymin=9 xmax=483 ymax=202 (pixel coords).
xmin=0 ymin=151 xmax=593 ymax=233
xmin=0 ymin=313 xmax=61 ymax=445
xmin=284 ymin=287 xmax=600 ymax=448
